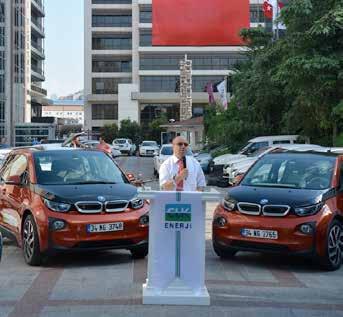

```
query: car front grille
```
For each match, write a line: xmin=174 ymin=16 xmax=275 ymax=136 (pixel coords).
xmin=262 ymin=205 xmax=290 ymax=216
xmin=237 ymin=202 xmax=291 ymax=217
xmin=75 ymin=202 xmax=103 ymax=213
xmin=105 ymin=200 xmax=129 ymax=212
xmin=237 ymin=202 xmax=261 ymax=215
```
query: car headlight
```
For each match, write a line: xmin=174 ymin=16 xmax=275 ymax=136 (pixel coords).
xmin=44 ymin=199 xmax=71 ymax=213
xmin=221 ymin=196 xmax=237 ymax=211
xmin=294 ymin=202 xmax=324 ymax=216
xmin=130 ymin=197 xmax=144 ymax=209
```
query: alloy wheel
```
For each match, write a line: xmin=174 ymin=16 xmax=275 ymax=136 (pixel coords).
xmin=23 ymin=219 xmax=35 ymax=261
xmin=328 ymin=224 xmax=343 ymax=267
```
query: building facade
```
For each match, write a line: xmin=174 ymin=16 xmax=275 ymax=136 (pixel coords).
xmin=43 ymin=100 xmax=84 ymax=125
xmin=84 ymin=0 xmax=267 ymax=133
xmin=0 ymin=0 xmax=47 ymax=145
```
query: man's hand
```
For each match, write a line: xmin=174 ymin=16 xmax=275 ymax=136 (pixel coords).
xmin=175 ymin=168 xmax=188 ymax=182
xmin=162 ymin=180 xmax=175 ymax=191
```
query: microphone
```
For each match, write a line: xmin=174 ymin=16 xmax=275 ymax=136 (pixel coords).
xmin=183 ymin=156 xmax=187 ymax=180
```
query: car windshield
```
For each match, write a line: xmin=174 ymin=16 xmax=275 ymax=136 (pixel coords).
xmin=160 ymin=146 xmax=192 ymax=156
xmin=114 ymin=139 xmax=127 ymax=144
xmin=142 ymin=141 xmax=157 ymax=147
xmin=34 ymin=150 xmax=128 ymax=185
xmin=241 ymin=153 xmax=336 ymax=190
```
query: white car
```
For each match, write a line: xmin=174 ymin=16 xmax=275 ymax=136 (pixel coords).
xmin=112 ymin=138 xmax=136 ymax=156
xmin=224 ymin=144 xmax=325 ymax=185
xmin=139 ymin=141 xmax=159 ymax=157
xmin=82 ymin=141 xmax=121 ymax=158
xmin=214 ymin=135 xmax=302 ymax=166
xmin=153 ymin=144 xmax=193 ymax=176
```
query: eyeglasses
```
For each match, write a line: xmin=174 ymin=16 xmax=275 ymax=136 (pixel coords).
xmin=176 ymin=142 xmax=189 ymax=147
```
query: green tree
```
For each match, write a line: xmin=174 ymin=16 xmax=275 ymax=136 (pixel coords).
xmin=118 ymin=119 xmax=142 ymax=144
xmin=147 ymin=114 xmax=168 ymax=142
xmin=100 ymin=123 xmax=118 ymax=143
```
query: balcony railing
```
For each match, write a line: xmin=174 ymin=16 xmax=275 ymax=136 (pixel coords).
xmin=31 ymin=84 xmax=47 ymax=96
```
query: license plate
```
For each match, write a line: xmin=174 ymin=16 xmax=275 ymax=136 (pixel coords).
xmin=87 ymin=222 xmax=124 ymax=233
xmin=241 ymin=228 xmax=278 ymax=240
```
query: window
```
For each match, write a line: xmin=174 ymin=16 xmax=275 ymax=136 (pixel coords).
xmin=92 ymin=35 xmax=132 ymax=50
xmin=140 ymin=32 xmax=152 ymax=46
xmin=92 ymin=59 xmax=132 ymax=72
xmin=273 ymin=140 xmax=291 ymax=144
xmin=92 ymin=104 xmax=118 ymax=120
xmin=1 ymin=155 xmax=27 ymax=182
xmin=250 ymin=4 xmax=265 ymax=23
xmin=92 ymin=78 xmax=131 ymax=94
xmin=92 ymin=15 xmax=132 ymax=27
xmin=140 ymin=8 xmax=152 ymax=23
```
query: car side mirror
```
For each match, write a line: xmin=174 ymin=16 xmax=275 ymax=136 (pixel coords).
xmin=5 ymin=175 xmax=22 ymax=185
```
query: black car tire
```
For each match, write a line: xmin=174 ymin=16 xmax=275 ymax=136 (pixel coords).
xmin=320 ymin=220 xmax=343 ymax=271
xmin=130 ymin=245 xmax=148 ymax=259
xmin=22 ymin=215 xmax=42 ymax=266
xmin=213 ymin=241 xmax=237 ymax=259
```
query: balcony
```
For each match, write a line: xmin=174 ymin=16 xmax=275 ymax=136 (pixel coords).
xmin=31 ymin=84 xmax=47 ymax=96
xmin=31 ymin=66 xmax=45 ymax=81
xmin=31 ymin=0 xmax=45 ymax=17
xmin=31 ymin=43 xmax=45 ymax=59
xmin=31 ymin=20 xmax=45 ymax=38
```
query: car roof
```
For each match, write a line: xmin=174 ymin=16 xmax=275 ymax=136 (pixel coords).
xmin=248 ymin=135 xmax=299 ymax=142
xmin=268 ymin=149 xmax=341 ymax=157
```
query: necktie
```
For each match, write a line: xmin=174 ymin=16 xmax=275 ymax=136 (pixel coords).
xmin=176 ymin=159 xmax=184 ymax=191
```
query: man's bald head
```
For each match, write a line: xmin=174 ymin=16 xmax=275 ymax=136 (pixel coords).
xmin=172 ymin=136 xmax=189 ymax=159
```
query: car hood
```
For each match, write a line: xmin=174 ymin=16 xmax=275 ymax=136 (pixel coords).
xmin=227 ymin=186 xmax=329 ymax=207
xmin=231 ymin=158 xmax=257 ymax=170
xmin=214 ymin=154 xmax=246 ymax=165
xmin=34 ymin=183 xmax=138 ymax=204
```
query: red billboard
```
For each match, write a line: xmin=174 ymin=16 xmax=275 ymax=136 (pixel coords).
xmin=152 ymin=0 xmax=250 ymax=46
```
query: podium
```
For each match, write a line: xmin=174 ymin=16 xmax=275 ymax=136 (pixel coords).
xmin=138 ymin=189 xmax=221 ymax=306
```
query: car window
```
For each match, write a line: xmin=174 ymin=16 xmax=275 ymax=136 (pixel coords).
xmin=142 ymin=142 xmax=157 ymax=147
xmin=242 ymin=153 xmax=335 ymax=190
xmin=161 ymin=146 xmax=173 ymax=155
xmin=273 ymin=140 xmax=291 ymax=144
xmin=1 ymin=155 xmax=28 ymax=182
xmin=34 ymin=151 xmax=128 ymax=185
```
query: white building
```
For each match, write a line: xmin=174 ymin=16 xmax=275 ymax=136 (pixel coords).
xmin=84 ymin=0 xmax=267 ymax=135
xmin=43 ymin=100 xmax=84 ymax=125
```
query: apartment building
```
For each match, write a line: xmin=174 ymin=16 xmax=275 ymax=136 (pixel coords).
xmin=84 ymin=0 xmax=267 ymax=133
xmin=0 ymin=0 xmax=47 ymax=145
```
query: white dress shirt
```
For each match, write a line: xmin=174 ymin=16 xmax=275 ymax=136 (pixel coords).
xmin=159 ymin=155 xmax=206 ymax=191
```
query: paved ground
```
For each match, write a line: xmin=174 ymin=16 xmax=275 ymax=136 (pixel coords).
xmin=0 ymin=156 xmax=343 ymax=317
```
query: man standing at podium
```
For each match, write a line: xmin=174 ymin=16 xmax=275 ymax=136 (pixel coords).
xmin=159 ymin=136 xmax=206 ymax=191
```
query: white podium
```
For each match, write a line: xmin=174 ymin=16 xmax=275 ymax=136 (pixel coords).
xmin=138 ymin=190 xmax=221 ymax=306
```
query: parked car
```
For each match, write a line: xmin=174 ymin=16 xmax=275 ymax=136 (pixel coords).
xmin=153 ymin=144 xmax=193 ymax=176
xmin=196 ymin=152 xmax=215 ymax=174
xmin=112 ymin=138 xmax=136 ymax=156
xmin=139 ymin=141 xmax=159 ymax=157
xmin=223 ymin=144 xmax=324 ymax=186
xmin=214 ymin=135 xmax=301 ymax=167
xmin=213 ymin=149 xmax=343 ymax=270
xmin=82 ymin=140 xmax=121 ymax=158
xmin=0 ymin=148 xmax=149 ymax=266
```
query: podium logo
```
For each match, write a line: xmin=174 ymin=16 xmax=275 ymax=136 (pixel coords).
xmin=164 ymin=203 xmax=192 ymax=230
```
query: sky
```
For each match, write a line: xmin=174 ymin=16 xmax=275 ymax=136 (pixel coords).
xmin=44 ymin=0 xmax=84 ymax=98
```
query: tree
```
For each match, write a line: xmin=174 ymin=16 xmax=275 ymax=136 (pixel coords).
xmin=118 ymin=119 xmax=142 ymax=144
xmin=100 ymin=123 xmax=118 ymax=143
xmin=147 ymin=114 xmax=168 ymax=142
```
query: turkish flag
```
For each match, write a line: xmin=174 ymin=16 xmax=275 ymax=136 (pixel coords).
xmin=152 ymin=0 xmax=250 ymax=46
xmin=263 ymin=0 xmax=273 ymax=20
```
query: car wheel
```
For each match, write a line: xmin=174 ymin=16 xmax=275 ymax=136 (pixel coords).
xmin=213 ymin=241 xmax=237 ymax=259
xmin=22 ymin=215 xmax=42 ymax=266
xmin=130 ymin=245 xmax=148 ymax=259
xmin=320 ymin=220 xmax=343 ymax=271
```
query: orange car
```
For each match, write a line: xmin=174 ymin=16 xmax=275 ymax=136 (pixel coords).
xmin=0 ymin=147 xmax=149 ymax=265
xmin=213 ymin=150 xmax=343 ymax=270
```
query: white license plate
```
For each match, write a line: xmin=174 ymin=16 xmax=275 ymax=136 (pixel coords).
xmin=241 ymin=228 xmax=278 ymax=240
xmin=87 ymin=222 xmax=124 ymax=233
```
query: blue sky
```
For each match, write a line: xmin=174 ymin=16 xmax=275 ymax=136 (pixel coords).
xmin=44 ymin=0 xmax=84 ymax=98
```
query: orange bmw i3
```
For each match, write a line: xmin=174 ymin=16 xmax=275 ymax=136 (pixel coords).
xmin=213 ymin=149 xmax=343 ymax=270
xmin=0 ymin=147 xmax=149 ymax=265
